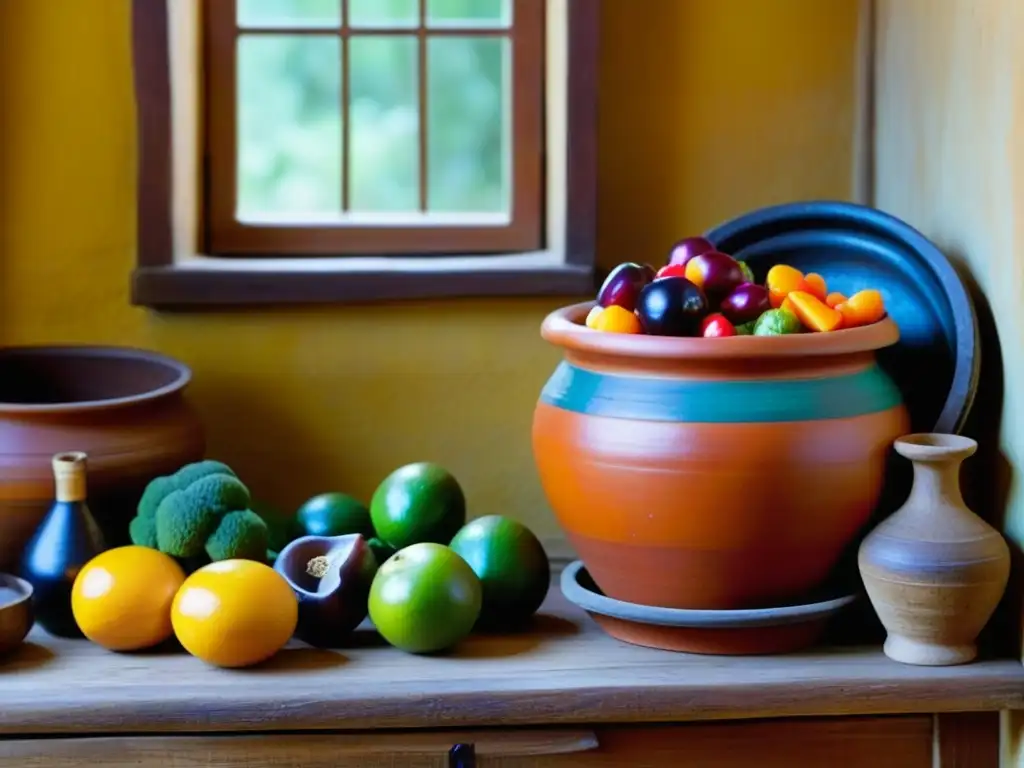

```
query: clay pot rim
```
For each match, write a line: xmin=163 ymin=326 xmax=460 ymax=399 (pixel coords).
xmin=0 ymin=573 xmax=33 ymax=654
xmin=0 ymin=345 xmax=192 ymax=414
xmin=542 ymin=302 xmax=900 ymax=360
xmin=0 ymin=573 xmax=33 ymax=610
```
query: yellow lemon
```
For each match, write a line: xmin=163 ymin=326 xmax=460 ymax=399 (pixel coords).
xmin=171 ymin=559 xmax=297 ymax=668
xmin=71 ymin=545 xmax=185 ymax=651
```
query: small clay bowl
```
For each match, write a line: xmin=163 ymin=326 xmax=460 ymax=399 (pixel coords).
xmin=561 ymin=561 xmax=855 ymax=655
xmin=0 ymin=574 xmax=33 ymax=655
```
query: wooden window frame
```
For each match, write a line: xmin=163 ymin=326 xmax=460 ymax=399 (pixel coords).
xmin=206 ymin=0 xmax=545 ymax=257
xmin=131 ymin=0 xmax=599 ymax=309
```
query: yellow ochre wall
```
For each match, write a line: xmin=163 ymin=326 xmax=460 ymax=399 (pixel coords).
xmin=872 ymin=5 xmax=1024 ymax=758
xmin=0 ymin=0 xmax=862 ymax=540
xmin=874 ymin=0 xmax=1024 ymax=547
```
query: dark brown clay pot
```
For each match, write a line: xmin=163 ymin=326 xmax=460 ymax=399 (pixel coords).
xmin=533 ymin=302 xmax=910 ymax=610
xmin=0 ymin=346 xmax=205 ymax=570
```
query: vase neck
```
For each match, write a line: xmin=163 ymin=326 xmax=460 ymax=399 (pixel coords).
xmin=52 ymin=452 xmax=88 ymax=503
xmin=907 ymin=457 xmax=965 ymax=512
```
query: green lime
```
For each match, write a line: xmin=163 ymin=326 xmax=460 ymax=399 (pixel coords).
xmin=367 ymin=537 xmax=397 ymax=565
xmin=368 ymin=542 xmax=482 ymax=653
xmin=296 ymin=493 xmax=374 ymax=539
xmin=449 ymin=515 xmax=550 ymax=631
xmin=753 ymin=308 xmax=802 ymax=336
xmin=251 ymin=499 xmax=300 ymax=553
xmin=370 ymin=463 xmax=466 ymax=550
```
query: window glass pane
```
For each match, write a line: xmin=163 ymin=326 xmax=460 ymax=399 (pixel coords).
xmin=427 ymin=0 xmax=510 ymax=28
xmin=348 ymin=0 xmax=419 ymax=29
xmin=237 ymin=35 xmax=342 ymax=218
xmin=237 ymin=0 xmax=341 ymax=28
xmin=349 ymin=37 xmax=420 ymax=212
xmin=427 ymin=37 xmax=509 ymax=214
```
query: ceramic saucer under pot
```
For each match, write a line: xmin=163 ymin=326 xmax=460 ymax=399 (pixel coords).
xmin=561 ymin=560 xmax=856 ymax=655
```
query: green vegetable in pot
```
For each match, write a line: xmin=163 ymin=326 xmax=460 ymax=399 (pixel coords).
xmin=753 ymin=308 xmax=802 ymax=336
xmin=735 ymin=320 xmax=757 ymax=335
xmin=737 ymin=260 xmax=756 ymax=284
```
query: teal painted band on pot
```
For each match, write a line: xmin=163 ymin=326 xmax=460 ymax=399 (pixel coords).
xmin=539 ymin=362 xmax=902 ymax=423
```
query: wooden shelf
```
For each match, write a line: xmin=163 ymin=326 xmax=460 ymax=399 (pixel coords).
xmin=1 ymin=589 xmax=1021 ymax=736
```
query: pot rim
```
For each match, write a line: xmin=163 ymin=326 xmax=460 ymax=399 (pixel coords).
xmin=542 ymin=301 xmax=900 ymax=360
xmin=0 ymin=345 xmax=193 ymax=414
xmin=0 ymin=573 xmax=33 ymax=610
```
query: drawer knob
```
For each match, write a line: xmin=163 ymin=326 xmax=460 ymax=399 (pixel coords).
xmin=449 ymin=742 xmax=476 ymax=767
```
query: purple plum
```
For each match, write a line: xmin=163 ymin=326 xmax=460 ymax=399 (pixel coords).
xmin=684 ymin=251 xmax=745 ymax=302
xmin=635 ymin=276 xmax=709 ymax=337
xmin=719 ymin=283 xmax=771 ymax=325
xmin=667 ymin=236 xmax=716 ymax=268
xmin=597 ymin=262 xmax=655 ymax=311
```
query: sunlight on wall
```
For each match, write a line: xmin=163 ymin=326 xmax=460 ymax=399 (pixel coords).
xmin=0 ymin=0 xmax=861 ymax=539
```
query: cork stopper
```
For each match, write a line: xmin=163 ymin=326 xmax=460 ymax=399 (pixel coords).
xmin=52 ymin=452 xmax=88 ymax=503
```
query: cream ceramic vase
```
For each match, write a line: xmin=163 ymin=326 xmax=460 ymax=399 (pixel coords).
xmin=859 ymin=434 xmax=1010 ymax=666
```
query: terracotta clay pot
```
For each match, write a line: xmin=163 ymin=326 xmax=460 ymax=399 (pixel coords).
xmin=0 ymin=346 xmax=205 ymax=570
xmin=859 ymin=434 xmax=1010 ymax=666
xmin=532 ymin=302 xmax=910 ymax=610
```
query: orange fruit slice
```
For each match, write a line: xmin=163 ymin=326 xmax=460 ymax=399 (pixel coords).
xmin=171 ymin=559 xmax=298 ymax=668
xmin=71 ymin=545 xmax=186 ymax=651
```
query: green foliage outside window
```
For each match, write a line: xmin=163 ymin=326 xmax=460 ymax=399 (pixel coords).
xmin=235 ymin=0 xmax=511 ymax=218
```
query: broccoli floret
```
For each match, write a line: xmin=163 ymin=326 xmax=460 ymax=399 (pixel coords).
xmin=152 ymin=473 xmax=251 ymax=558
xmin=129 ymin=460 xmax=266 ymax=562
xmin=154 ymin=489 xmax=216 ymax=557
xmin=184 ymin=472 xmax=250 ymax=512
xmin=128 ymin=514 xmax=157 ymax=548
xmin=174 ymin=460 xmax=236 ymax=487
xmin=205 ymin=509 xmax=269 ymax=562
xmin=137 ymin=476 xmax=178 ymax=520
xmin=136 ymin=460 xmax=237 ymax=519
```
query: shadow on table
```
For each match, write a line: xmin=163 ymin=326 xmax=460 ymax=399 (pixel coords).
xmin=454 ymin=613 xmax=582 ymax=659
xmin=251 ymin=646 xmax=349 ymax=672
xmin=0 ymin=641 xmax=55 ymax=671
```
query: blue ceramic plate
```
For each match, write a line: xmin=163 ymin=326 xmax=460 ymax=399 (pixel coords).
xmin=705 ymin=201 xmax=979 ymax=435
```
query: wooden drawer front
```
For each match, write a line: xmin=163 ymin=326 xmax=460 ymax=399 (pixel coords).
xmin=538 ymin=718 xmax=934 ymax=768
xmin=0 ymin=716 xmax=933 ymax=767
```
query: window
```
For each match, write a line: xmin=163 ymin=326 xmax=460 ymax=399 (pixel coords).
xmin=207 ymin=0 xmax=543 ymax=256
xmin=131 ymin=0 xmax=598 ymax=307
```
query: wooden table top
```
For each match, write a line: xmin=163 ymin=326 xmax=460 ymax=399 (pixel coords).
xmin=1 ymin=587 xmax=1022 ymax=735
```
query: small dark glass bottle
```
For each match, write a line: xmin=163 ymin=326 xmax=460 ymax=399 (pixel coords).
xmin=20 ymin=452 xmax=106 ymax=637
